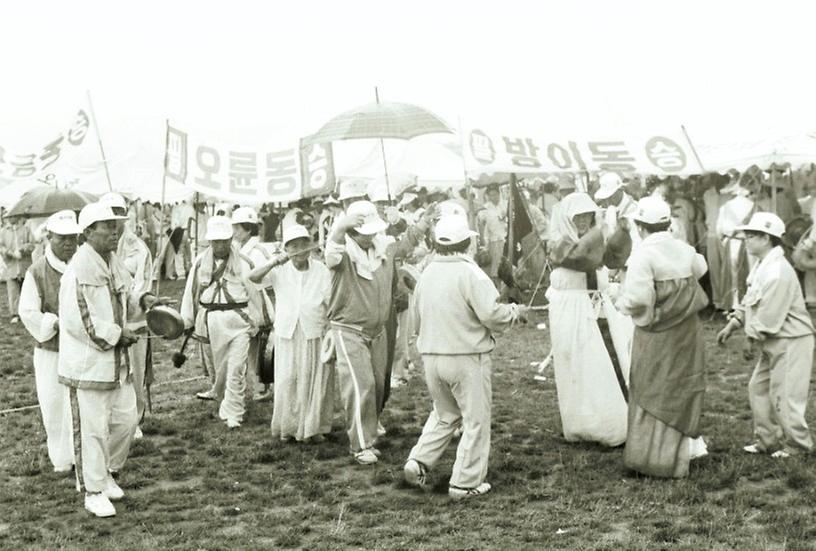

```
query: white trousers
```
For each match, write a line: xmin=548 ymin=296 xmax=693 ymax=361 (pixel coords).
xmin=207 ymin=311 xmax=251 ymax=426
xmin=33 ymin=348 xmax=73 ymax=471
xmin=70 ymin=381 xmax=138 ymax=493
xmin=408 ymin=354 xmax=492 ymax=489
xmin=129 ymin=337 xmax=148 ymax=421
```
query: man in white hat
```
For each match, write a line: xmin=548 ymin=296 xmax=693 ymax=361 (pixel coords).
xmin=99 ymin=192 xmax=154 ymax=439
xmin=325 ymin=199 xmax=434 ymax=464
xmin=403 ymin=214 xmax=528 ymax=498
xmin=249 ymin=224 xmax=333 ymax=442
xmin=318 ymin=196 xmax=342 ymax=248
xmin=180 ymin=216 xmax=265 ymax=429
xmin=58 ymin=202 xmax=159 ymax=517
xmin=18 ymin=210 xmax=80 ymax=473
xmin=231 ymin=206 xmax=275 ymax=401
xmin=717 ymin=212 xmax=815 ymax=458
xmin=475 ymin=183 xmax=507 ymax=287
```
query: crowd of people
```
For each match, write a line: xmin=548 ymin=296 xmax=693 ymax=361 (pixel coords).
xmin=2 ymin=166 xmax=816 ymax=518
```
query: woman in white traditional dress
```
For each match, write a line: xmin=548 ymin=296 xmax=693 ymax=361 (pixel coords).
xmin=545 ymin=193 xmax=629 ymax=447
xmin=250 ymin=224 xmax=334 ymax=442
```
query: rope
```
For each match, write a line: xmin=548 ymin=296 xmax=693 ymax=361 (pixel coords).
xmin=0 ymin=375 xmax=207 ymax=415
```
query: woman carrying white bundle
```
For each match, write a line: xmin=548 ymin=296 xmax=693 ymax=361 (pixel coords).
xmin=546 ymin=193 xmax=629 ymax=447
xmin=615 ymin=196 xmax=709 ymax=478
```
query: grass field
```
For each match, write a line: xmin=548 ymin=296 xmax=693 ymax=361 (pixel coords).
xmin=2 ymin=279 xmax=816 ymax=550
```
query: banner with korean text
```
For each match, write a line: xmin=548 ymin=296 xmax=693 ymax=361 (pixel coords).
xmin=164 ymin=125 xmax=336 ymax=203
xmin=0 ymin=105 xmax=105 ymax=188
xmin=463 ymin=126 xmax=701 ymax=176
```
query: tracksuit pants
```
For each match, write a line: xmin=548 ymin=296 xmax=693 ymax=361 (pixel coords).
xmin=749 ymin=335 xmax=815 ymax=454
xmin=70 ymin=381 xmax=138 ymax=493
xmin=408 ymin=353 xmax=492 ymax=489
xmin=333 ymin=326 xmax=387 ymax=453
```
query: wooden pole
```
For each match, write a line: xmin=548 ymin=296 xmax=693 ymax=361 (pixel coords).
xmin=194 ymin=192 xmax=199 ymax=255
xmin=85 ymin=90 xmax=114 ymax=191
xmin=508 ymin=173 xmax=517 ymax=263
xmin=156 ymin=119 xmax=170 ymax=296
xmin=375 ymin=86 xmax=392 ymax=203
xmin=770 ymin=168 xmax=778 ymax=214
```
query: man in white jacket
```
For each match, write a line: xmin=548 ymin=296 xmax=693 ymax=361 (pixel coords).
xmin=59 ymin=202 xmax=158 ymax=518
xmin=180 ymin=216 xmax=265 ymax=429
xmin=404 ymin=214 xmax=527 ymax=499
xmin=18 ymin=210 xmax=80 ymax=473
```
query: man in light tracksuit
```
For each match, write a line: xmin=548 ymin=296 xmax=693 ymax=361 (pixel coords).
xmin=18 ymin=210 xmax=79 ymax=473
xmin=404 ymin=214 xmax=527 ymax=499
xmin=58 ymin=202 xmax=158 ymax=518
xmin=325 ymin=200 xmax=432 ymax=465
xmin=717 ymin=212 xmax=815 ymax=458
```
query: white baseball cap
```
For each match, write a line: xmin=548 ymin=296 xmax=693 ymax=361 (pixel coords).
xmin=283 ymin=224 xmax=311 ymax=245
xmin=205 ymin=216 xmax=234 ymax=241
xmin=398 ymin=192 xmax=418 ymax=207
xmin=78 ymin=202 xmax=127 ymax=231
xmin=346 ymin=200 xmax=387 ymax=235
xmin=434 ymin=215 xmax=478 ymax=245
xmin=231 ymin=206 xmax=258 ymax=225
xmin=98 ymin=192 xmax=128 ymax=211
xmin=337 ymin=179 xmax=368 ymax=201
xmin=46 ymin=210 xmax=81 ymax=235
xmin=629 ymin=196 xmax=672 ymax=225
xmin=736 ymin=212 xmax=786 ymax=238
xmin=594 ymin=172 xmax=624 ymax=200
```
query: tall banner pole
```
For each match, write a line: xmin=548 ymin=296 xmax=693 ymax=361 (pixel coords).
xmin=508 ymin=173 xmax=517 ymax=264
xmin=194 ymin=192 xmax=199 ymax=256
xmin=374 ymin=86 xmax=392 ymax=202
xmin=85 ymin=90 xmax=114 ymax=191
xmin=156 ymin=119 xmax=170 ymax=296
xmin=681 ymin=124 xmax=707 ymax=174
xmin=770 ymin=167 xmax=778 ymax=214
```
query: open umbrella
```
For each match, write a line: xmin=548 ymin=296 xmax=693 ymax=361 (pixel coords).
xmin=7 ymin=186 xmax=97 ymax=218
xmin=307 ymin=95 xmax=453 ymax=201
xmin=307 ymin=101 xmax=452 ymax=143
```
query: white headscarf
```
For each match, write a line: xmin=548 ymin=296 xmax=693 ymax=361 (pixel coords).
xmin=548 ymin=192 xmax=599 ymax=244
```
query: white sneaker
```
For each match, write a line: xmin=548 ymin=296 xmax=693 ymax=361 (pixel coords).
xmin=354 ymin=449 xmax=378 ymax=465
xmin=449 ymin=482 xmax=492 ymax=500
xmin=226 ymin=419 xmax=241 ymax=429
xmin=85 ymin=493 xmax=116 ymax=517
xmin=196 ymin=390 xmax=216 ymax=401
xmin=133 ymin=426 xmax=143 ymax=440
xmin=377 ymin=422 xmax=387 ymax=437
xmin=104 ymin=477 xmax=124 ymax=501
xmin=771 ymin=450 xmax=792 ymax=459
xmin=403 ymin=459 xmax=428 ymax=487
xmin=743 ymin=444 xmax=761 ymax=454
xmin=689 ymin=437 xmax=708 ymax=460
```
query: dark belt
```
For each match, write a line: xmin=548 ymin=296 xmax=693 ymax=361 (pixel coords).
xmin=200 ymin=302 xmax=248 ymax=311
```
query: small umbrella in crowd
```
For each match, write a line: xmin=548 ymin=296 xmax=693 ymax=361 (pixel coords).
xmin=6 ymin=186 xmax=97 ymax=218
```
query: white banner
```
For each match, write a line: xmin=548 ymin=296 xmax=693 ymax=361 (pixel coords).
xmin=0 ymin=104 xmax=105 ymax=188
xmin=463 ymin=126 xmax=700 ymax=176
xmin=165 ymin=125 xmax=335 ymax=203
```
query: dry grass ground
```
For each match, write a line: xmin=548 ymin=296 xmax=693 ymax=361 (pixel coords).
xmin=2 ymin=279 xmax=816 ymax=550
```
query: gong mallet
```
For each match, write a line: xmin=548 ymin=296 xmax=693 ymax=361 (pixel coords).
xmin=172 ymin=331 xmax=195 ymax=369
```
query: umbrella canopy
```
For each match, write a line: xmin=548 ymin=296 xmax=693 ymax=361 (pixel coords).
xmin=7 ymin=186 xmax=97 ymax=218
xmin=307 ymin=101 xmax=452 ymax=143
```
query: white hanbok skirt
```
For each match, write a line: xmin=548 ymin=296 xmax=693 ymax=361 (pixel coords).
xmin=546 ymin=267 xmax=628 ymax=447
